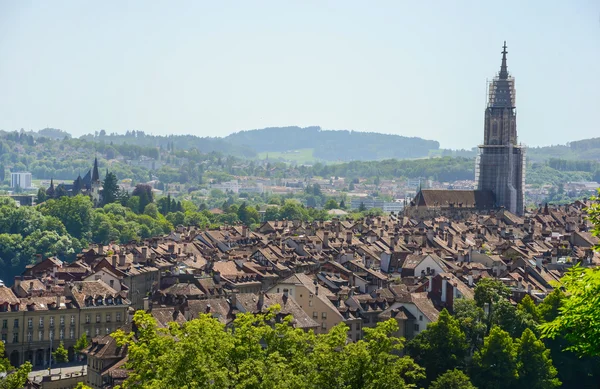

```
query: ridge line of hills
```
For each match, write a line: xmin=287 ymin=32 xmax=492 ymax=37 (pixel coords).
xmin=4 ymin=126 xmax=600 ymax=163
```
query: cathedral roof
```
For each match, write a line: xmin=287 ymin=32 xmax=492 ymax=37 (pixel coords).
xmin=413 ymin=189 xmax=495 ymax=209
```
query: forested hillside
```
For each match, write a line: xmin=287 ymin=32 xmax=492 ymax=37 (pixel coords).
xmin=225 ymin=126 xmax=440 ymax=161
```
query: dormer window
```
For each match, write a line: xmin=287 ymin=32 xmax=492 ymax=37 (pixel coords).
xmin=106 ymin=297 xmax=113 ymax=305
xmin=96 ymin=297 xmax=103 ymax=306
xmin=85 ymin=297 xmax=93 ymax=307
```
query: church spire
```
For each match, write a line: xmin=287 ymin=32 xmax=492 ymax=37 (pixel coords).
xmin=499 ymin=41 xmax=509 ymax=79
xmin=92 ymin=157 xmax=100 ymax=182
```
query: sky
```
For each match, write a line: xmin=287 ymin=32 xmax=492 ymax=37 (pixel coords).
xmin=0 ymin=1 xmax=599 ymax=150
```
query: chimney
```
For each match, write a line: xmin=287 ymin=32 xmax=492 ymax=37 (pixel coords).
xmin=35 ymin=254 xmax=42 ymax=264
xmin=282 ymin=289 xmax=289 ymax=304
xmin=323 ymin=231 xmax=330 ymax=248
xmin=213 ymin=271 xmax=221 ymax=283
xmin=535 ymin=257 xmax=543 ymax=270
xmin=346 ymin=231 xmax=352 ymax=244
xmin=379 ymin=229 xmax=384 ymax=238
xmin=111 ymin=255 xmax=117 ymax=268
xmin=448 ymin=233 xmax=454 ymax=249
xmin=527 ymin=284 xmax=532 ymax=294
xmin=119 ymin=253 xmax=126 ymax=267
xmin=98 ymin=245 xmax=104 ymax=255
xmin=142 ymin=247 xmax=148 ymax=259
xmin=205 ymin=304 xmax=211 ymax=314
xmin=517 ymin=277 xmax=523 ymax=290
xmin=258 ymin=292 xmax=264 ymax=311
xmin=168 ymin=244 xmax=175 ymax=253
xmin=29 ymin=281 xmax=34 ymax=291
xmin=143 ymin=297 xmax=152 ymax=312
xmin=230 ymin=294 xmax=237 ymax=310
xmin=441 ymin=278 xmax=447 ymax=303
xmin=467 ymin=274 xmax=473 ymax=287
xmin=242 ymin=225 xmax=248 ymax=238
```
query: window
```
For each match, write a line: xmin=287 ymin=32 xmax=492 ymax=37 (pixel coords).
xmin=85 ymin=329 xmax=90 ymax=337
xmin=312 ymin=312 xmax=318 ymax=319
xmin=59 ymin=329 xmax=64 ymax=340
xmin=71 ymin=315 xmax=75 ymax=325
xmin=95 ymin=327 xmax=100 ymax=336
xmin=1 ymin=334 xmax=6 ymax=342
xmin=321 ymin=323 xmax=326 ymax=330
xmin=355 ymin=323 xmax=361 ymax=331
xmin=2 ymin=320 xmax=6 ymax=329
xmin=38 ymin=331 xmax=43 ymax=341
xmin=276 ymin=288 xmax=280 ymax=293
xmin=49 ymin=330 xmax=54 ymax=340
xmin=419 ymin=315 xmax=423 ymax=321
xmin=28 ymin=318 xmax=33 ymax=328
xmin=27 ymin=332 xmax=32 ymax=342
xmin=106 ymin=327 xmax=110 ymax=335
xmin=109 ymin=280 xmax=114 ymax=289
xmin=116 ymin=313 xmax=121 ymax=322
xmin=13 ymin=319 xmax=18 ymax=328
xmin=106 ymin=314 xmax=111 ymax=323
xmin=309 ymin=300 xmax=313 ymax=307
xmin=96 ymin=314 xmax=101 ymax=323
xmin=49 ymin=317 xmax=54 ymax=327
xmin=322 ymin=312 xmax=327 ymax=319
xmin=85 ymin=314 xmax=90 ymax=324
xmin=12 ymin=333 xmax=18 ymax=343
xmin=39 ymin=317 xmax=44 ymax=327
xmin=414 ymin=324 xmax=420 ymax=332
xmin=60 ymin=316 xmax=65 ymax=325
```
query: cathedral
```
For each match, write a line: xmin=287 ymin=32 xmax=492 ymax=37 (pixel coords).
xmin=407 ymin=42 xmax=526 ymax=218
xmin=475 ymin=42 xmax=525 ymax=215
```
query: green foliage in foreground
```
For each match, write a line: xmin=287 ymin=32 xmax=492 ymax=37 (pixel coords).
xmin=112 ymin=309 xmax=425 ymax=389
xmin=0 ymin=340 xmax=31 ymax=389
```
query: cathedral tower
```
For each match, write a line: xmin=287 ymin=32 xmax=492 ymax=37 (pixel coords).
xmin=476 ymin=42 xmax=526 ymax=215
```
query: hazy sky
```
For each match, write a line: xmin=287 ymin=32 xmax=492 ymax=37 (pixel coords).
xmin=0 ymin=1 xmax=599 ymax=149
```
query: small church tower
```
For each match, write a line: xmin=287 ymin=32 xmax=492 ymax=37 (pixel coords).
xmin=476 ymin=42 xmax=526 ymax=215
xmin=90 ymin=157 xmax=102 ymax=205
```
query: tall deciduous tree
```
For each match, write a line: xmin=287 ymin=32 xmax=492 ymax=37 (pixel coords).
xmin=515 ymin=329 xmax=560 ymax=389
xmin=470 ymin=326 xmax=517 ymax=389
xmin=406 ymin=309 xmax=468 ymax=383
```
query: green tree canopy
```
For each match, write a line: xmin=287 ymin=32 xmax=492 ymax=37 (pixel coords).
xmin=406 ymin=309 xmax=468 ymax=383
xmin=429 ymin=369 xmax=476 ymax=389
xmin=515 ymin=329 xmax=560 ymax=389
xmin=470 ymin=326 xmax=517 ymax=389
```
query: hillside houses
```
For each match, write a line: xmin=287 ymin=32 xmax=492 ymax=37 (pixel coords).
xmin=3 ymin=200 xmax=599 ymax=386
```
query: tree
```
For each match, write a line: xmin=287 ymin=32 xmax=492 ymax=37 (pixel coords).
xmin=324 ymin=198 xmax=339 ymax=210
xmin=339 ymin=199 xmax=346 ymax=209
xmin=112 ymin=309 xmax=425 ymax=389
xmin=429 ymin=369 xmax=476 ymax=389
xmin=490 ymin=299 xmax=536 ymax=338
xmin=75 ymin=383 xmax=93 ymax=389
xmin=37 ymin=187 xmax=48 ymax=204
xmin=517 ymin=295 xmax=539 ymax=323
xmin=0 ymin=340 xmax=32 ymax=388
xmin=358 ymin=202 xmax=367 ymax=212
xmin=470 ymin=326 xmax=517 ymax=389
xmin=515 ymin=329 xmax=560 ymax=389
xmin=406 ymin=309 xmax=468 ymax=383
xmin=474 ymin=278 xmax=511 ymax=308
xmin=540 ymin=265 xmax=600 ymax=357
xmin=536 ymin=288 xmax=564 ymax=324
xmin=132 ymin=184 xmax=154 ymax=213
xmin=74 ymin=333 xmax=89 ymax=354
xmin=53 ymin=342 xmax=69 ymax=372
xmin=102 ymin=171 xmax=119 ymax=205
xmin=453 ymin=298 xmax=487 ymax=353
